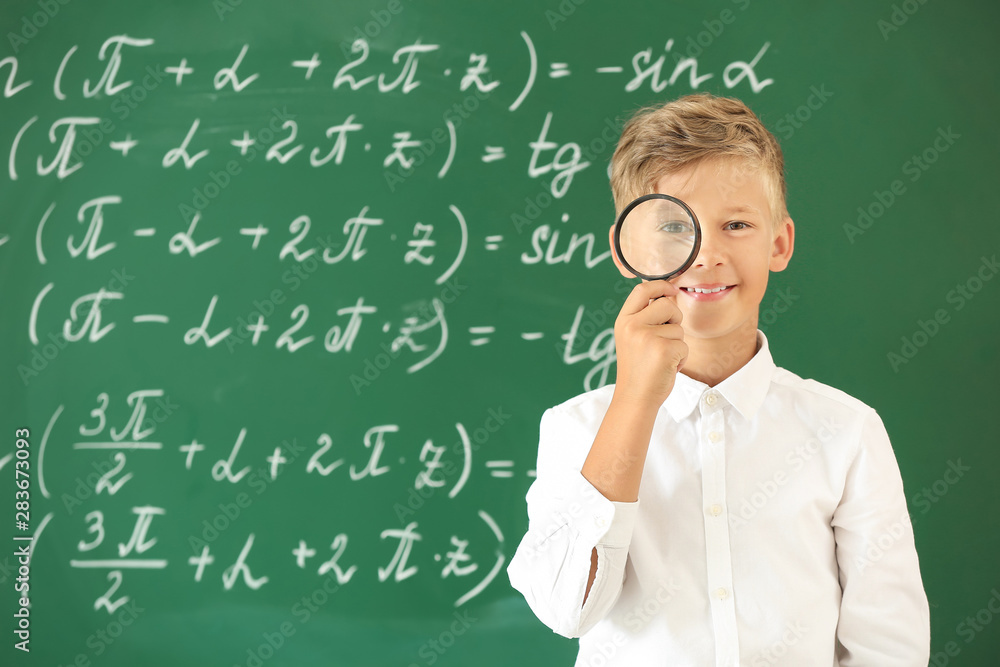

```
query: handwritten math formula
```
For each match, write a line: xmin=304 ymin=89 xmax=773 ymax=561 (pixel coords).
xmin=3 ymin=23 xmax=774 ymax=628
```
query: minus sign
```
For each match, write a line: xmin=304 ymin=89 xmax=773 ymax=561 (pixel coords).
xmin=596 ymin=67 xmax=623 ymax=73
xmin=133 ymin=229 xmax=156 ymax=236
xmin=520 ymin=332 xmax=544 ymax=340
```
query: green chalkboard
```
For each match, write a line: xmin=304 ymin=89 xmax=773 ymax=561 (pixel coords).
xmin=2 ymin=0 xmax=999 ymax=665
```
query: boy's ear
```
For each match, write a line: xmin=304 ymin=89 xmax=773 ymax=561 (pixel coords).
xmin=608 ymin=223 xmax=636 ymax=279
xmin=769 ymin=215 xmax=795 ymax=272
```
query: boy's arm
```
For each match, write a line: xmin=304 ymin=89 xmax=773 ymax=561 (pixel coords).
xmin=508 ymin=281 xmax=686 ymax=637
xmin=831 ymin=408 xmax=930 ymax=665
xmin=506 ymin=406 xmax=640 ymax=638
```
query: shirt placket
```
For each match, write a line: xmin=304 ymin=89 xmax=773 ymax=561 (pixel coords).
xmin=699 ymin=390 xmax=740 ymax=667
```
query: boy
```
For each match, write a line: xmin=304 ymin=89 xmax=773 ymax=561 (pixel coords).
xmin=507 ymin=93 xmax=930 ymax=666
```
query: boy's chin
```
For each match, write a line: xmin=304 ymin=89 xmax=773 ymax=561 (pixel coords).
xmin=680 ymin=316 xmax=755 ymax=341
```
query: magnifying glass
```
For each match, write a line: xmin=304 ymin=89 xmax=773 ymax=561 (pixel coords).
xmin=613 ymin=194 xmax=701 ymax=281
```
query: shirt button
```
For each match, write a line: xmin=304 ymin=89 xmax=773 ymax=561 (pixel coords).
xmin=708 ymin=431 xmax=721 ymax=443
xmin=705 ymin=393 xmax=717 ymax=406
xmin=714 ymin=587 xmax=729 ymax=600
xmin=709 ymin=504 xmax=723 ymax=516
xmin=596 ymin=517 xmax=607 ymax=528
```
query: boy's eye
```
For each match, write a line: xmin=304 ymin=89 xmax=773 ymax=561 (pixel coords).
xmin=657 ymin=221 xmax=694 ymax=234
xmin=726 ymin=221 xmax=750 ymax=230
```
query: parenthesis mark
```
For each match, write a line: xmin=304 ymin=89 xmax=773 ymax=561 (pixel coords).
xmin=508 ymin=31 xmax=536 ymax=112
xmin=28 ymin=512 xmax=55 ymax=568
xmin=435 ymin=204 xmax=467 ymax=285
xmin=437 ymin=119 xmax=456 ymax=179
xmin=54 ymin=45 xmax=77 ymax=101
xmin=38 ymin=404 xmax=64 ymax=499
xmin=36 ymin=201 xmax=55 ymax=265
xmin=479 ymin=509 xmax=504 ymax=544
xmin=448 ymin=422 xmax=471 ymax=499
xmin=9 ymin=115 xmax=37 ymax=181
xmin=453 ymin=510 xmax=506 ymax=607
xmin=29 ymin=282 xmax=55 ymax=346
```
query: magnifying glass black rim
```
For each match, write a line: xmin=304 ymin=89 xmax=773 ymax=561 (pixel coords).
xmin=613 ymin=193 xmax=702 ymax=281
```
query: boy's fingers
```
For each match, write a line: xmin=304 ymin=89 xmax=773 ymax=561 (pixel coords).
xmin=636 ymin=297 xmax=683 ymax=328
xmin=619 ymin=280 xmax=680 ymax=317
xmin=647 ymin=322 xmax=685 ymax=341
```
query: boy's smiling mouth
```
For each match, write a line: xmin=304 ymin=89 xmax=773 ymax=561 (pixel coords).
xmin=679 ymin=283 xmax=736 ymax=299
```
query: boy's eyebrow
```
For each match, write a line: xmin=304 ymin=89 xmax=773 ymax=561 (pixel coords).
xmin=720 ymin=204 xmax=762 ymax=215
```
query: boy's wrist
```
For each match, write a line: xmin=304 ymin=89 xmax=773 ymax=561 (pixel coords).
xmin=610 ymin=386 xmax=668 ymax=415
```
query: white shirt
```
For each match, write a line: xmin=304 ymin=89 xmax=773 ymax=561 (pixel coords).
xmin=507 ymin=330 xmax=929 ymax=666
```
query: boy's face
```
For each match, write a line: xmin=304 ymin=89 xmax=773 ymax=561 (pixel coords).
xmin=610 ymin=157 xmax=794 ymax=343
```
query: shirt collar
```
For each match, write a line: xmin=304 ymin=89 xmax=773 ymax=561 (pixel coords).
xmin=663 ymin=329 xmax=776 ymax=422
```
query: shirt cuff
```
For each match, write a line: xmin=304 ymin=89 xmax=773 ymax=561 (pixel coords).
xmin=551 ymin=468 xmax=640 ymax=548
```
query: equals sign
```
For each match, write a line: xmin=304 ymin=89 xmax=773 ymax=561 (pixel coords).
xmin=482 ymin=146 xmax=505 ymax=162
xmin=549 ymin=63 xmax=571 ymax=78
xmin=469 ymin=326 xmax=495 ymax=346
xmin=485 ymin=235 xmax=503 ymax=250
xmin=486 ymin=461 xmax=514 ymax=478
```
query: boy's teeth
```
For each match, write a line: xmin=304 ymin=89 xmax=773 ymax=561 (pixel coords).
xmin=684 ymin=286 xmax=729 ymax=294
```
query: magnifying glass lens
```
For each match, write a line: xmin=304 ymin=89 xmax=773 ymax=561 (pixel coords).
xmin=618 ymin=196 xmax=699 ymax=279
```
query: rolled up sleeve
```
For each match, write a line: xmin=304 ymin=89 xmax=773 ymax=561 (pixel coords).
xmin=831 ymin=408 xmax=931 ymax=665
xmin=507 ymin=406 xmax=639 ymax=638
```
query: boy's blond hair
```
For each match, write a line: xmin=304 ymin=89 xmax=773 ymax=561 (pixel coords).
xmin=609 ymin=93 xmax=788 ymax=235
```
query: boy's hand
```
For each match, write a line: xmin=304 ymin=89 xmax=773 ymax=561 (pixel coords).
xmin=613 ymin=280 xmax=687 ymax=408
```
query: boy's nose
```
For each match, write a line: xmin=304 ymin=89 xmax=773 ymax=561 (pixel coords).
xmin=691 ymin=229 xmax=725 ymax=267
